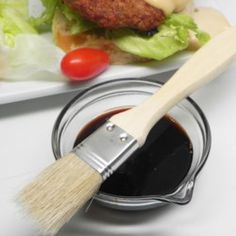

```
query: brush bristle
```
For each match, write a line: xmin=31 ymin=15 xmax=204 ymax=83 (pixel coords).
xmin=18 ymin=153 xmax=103 ymax=235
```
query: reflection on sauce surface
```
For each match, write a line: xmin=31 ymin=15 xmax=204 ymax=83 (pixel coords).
xmin=75 ymin=109 xmax=193 ymax=196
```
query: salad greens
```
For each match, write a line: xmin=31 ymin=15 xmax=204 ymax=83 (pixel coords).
xmin=56 ymin=3 xmax=96 ymax=34
xmin=0 ymin=34 xmax=65 ymax=81
xmin=31 ymin=0 xmax=59 ymax=29
xmin=110 ymin=14 xmax=210 ymax=60
xmin=0 ymin=0 xmax=65 ymax=81
xmin=32 ymin=0 xmax=95 ymax=34
xmin=0 ymin=0 xmax=37 ymax=47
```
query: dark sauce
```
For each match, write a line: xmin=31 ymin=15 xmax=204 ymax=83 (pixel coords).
xmin=75 ymin=109 xmax=193 ymax=197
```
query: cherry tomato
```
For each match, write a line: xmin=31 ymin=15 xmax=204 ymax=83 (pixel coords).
xmin=61 ymin=48 xmax=110 ymax=81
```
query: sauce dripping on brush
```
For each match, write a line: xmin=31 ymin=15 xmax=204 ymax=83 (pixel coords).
xmin=75 ymin=109 xmax=193 ymax=196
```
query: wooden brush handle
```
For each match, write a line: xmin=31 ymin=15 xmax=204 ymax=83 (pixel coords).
xmin=110 ymin=26 xmax=236 ymax=146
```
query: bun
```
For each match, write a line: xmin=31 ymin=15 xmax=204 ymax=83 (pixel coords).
xmin=52 ymin=11 xmax=148 ymax=64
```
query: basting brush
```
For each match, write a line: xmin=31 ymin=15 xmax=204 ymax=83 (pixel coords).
xmin=19 ymin=26 xmax=236 ymax=235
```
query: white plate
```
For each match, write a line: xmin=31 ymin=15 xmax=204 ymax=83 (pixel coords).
xmin=0 ymin=0 xmax=235 ymax=105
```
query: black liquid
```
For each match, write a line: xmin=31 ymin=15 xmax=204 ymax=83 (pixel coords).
xmin=75 ymin=109 xmax=193 ymax=197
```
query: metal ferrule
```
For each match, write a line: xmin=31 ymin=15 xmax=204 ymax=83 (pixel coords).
xmin=73 ymin=121 xmax=139 ymax=180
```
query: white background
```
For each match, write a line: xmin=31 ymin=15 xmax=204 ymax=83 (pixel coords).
xmin=1 ymin=1 xmax=236 ymax=235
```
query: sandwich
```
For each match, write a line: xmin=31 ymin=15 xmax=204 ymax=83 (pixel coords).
xmin=36 ymin=0 xmax=229 ymax=64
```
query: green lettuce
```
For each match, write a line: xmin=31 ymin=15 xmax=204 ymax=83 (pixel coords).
xmin=32 ymin=0 xmax=95 ymax=34
xmin=110 ymin=14 xmax=210 ymax=60
xmin=0 ymin=0 xmax=29 ymax=17
xmin=0 ymin=34 xmax=65 ymax=81
xmin=0 ymin=0 xmax=37 ymax=47
xmin=31 ymin=0 xmax=59 ymax=29
xmin=58 ymin=3 xmax=96 ymax=34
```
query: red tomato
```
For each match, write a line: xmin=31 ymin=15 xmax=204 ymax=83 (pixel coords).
xmin=61 ymin=48 xmax=110 ymax=81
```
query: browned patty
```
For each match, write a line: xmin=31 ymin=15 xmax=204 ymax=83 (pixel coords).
xmin=63 ymin=0 xmax=165 ymax=31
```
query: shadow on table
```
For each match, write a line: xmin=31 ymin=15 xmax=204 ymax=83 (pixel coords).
xmin=58 ymin=202 xmax=174 ymax=236
xmin=0 ymin=91 xmax=79 ymax=119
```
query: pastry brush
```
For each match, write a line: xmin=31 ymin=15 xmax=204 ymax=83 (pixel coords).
xmin=18 ymin=26 xmax=236 ymax=235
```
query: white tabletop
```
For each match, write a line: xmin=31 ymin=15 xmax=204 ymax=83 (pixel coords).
xmin=1 ymin=65 xmax=236 ymax=235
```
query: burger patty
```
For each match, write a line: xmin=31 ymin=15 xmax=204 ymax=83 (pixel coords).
xmin=63 ymin=0 xmax=165 ymax=31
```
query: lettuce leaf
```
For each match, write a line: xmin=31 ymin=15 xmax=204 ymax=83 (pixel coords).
xmin=0 ymin=0 xmax=37 ymax=47
xmin=0 ymin=0 xmax=29 ymax=17
xmin=111 ymin=14 xmax=210 ymax=60
xmin=58 ymin=3 xmax=96 ymax=35
xmin=31 ymin=0 xmax=59 ymax=29
xmin=0 ymin=34 xmax=65 ymax=81
xmin=32 ymin=0 xmax=95 ymax=34
xmin=0 ymin=1 xmax=63 ymax=80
